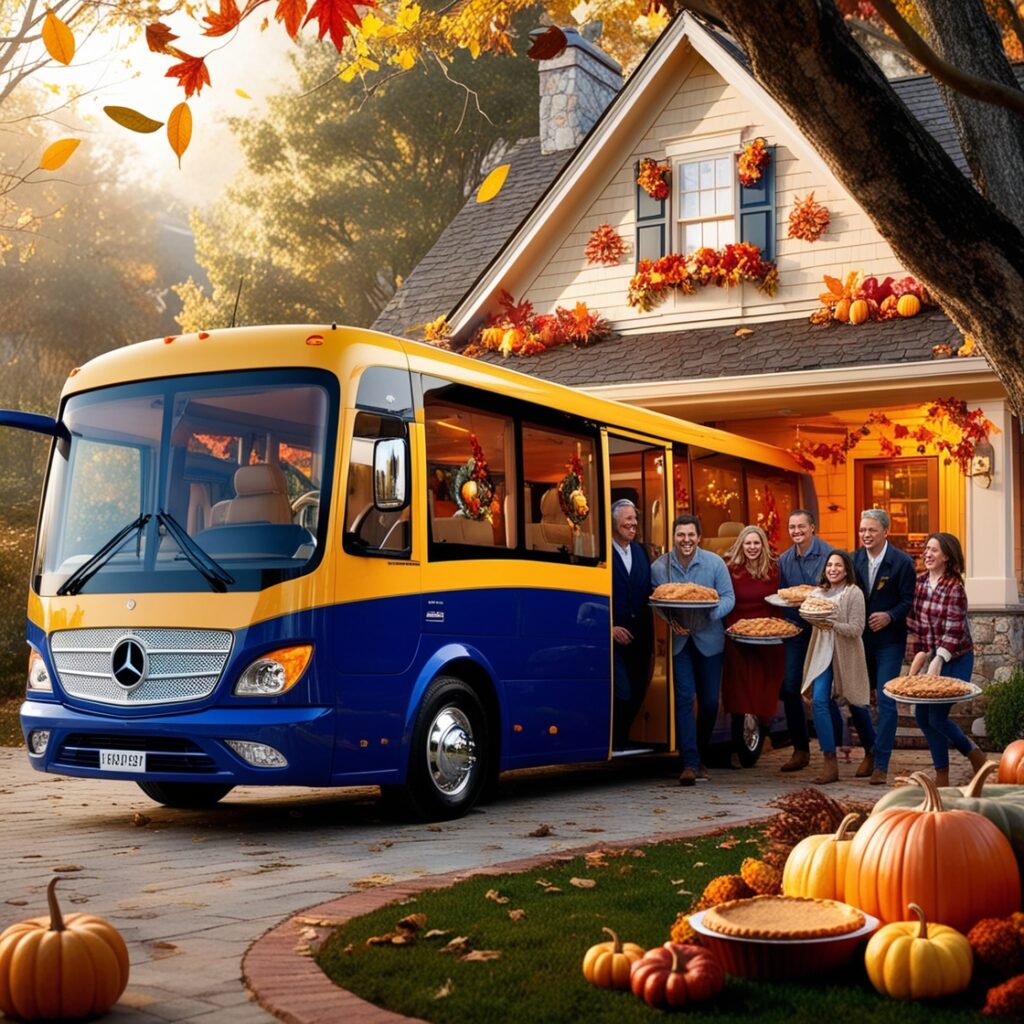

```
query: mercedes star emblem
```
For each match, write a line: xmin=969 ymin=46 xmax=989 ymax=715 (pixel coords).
xmin=110 ymin=637 xmax=148 ymax=690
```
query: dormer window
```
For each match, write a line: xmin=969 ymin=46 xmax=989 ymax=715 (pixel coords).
xmin=678 ymin=154 xmax=735 ymax=252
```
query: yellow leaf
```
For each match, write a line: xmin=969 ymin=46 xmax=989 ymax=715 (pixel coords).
xmin=42 ymin=10 xmax=75 ymax=65
xmin=396 ymin=2 xmax=421 ymax=29
xmin=104 ymin=106 xmax=164 ymax=134
xmin=235 ymin=88 xmax=252 ymax=99
xmin=167 ymin=102 xmax=192 ymax=168
xmin=476 ymin=164 xmax=509 ymax=204
xmin=39 ymin=138 xmax=80 ymax=171
xmin=734 ymin=327 xmax=753 ymax=336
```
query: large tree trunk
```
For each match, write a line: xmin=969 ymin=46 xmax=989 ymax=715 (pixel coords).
xmin=710 ymin=0 xmax=1024 ymax=418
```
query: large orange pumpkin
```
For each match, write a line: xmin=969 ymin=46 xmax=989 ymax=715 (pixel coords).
xmin=845 ymin=771 xmax=1020 ymax=932
xmin=0 ymin=878 xmax=130 ymax=1020
xmin=998 ymin=740 xmax=1024 ymax=784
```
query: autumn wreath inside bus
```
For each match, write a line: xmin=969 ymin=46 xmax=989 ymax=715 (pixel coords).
xmin=3 ymin=324 xmax=808 ymax=820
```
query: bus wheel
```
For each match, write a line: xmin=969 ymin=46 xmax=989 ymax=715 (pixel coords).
xmin=731 ymin=713 xmax=765 ymax=768
xmin=136 ymin=781 xmax=234 ymax=808
xmin=393 ymin=677 xmax=488 ymax=821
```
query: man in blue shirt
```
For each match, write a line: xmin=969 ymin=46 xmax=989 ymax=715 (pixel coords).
xmin=853 ymin=508 xmax=915 ymax=785
xmin=777 ymin=508 xmax=831 ymax=772
xmin=651 ymin=514 xmax=735 ymax=786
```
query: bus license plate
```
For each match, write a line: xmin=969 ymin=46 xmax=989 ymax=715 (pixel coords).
xmin=99 ymin=750 xmax=146 ymax=771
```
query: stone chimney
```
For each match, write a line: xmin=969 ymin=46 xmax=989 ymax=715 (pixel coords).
xmin=535 ymin=28 xmax=622 ymax=155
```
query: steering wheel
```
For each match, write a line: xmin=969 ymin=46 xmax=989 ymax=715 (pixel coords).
xmin=291 ymin=490 xmax=320 ymax=530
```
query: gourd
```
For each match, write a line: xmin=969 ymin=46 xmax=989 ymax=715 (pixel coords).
xmin=629 ymin=942 xmax=724 ymax=1009
xmin=782 ymin=812 xmax=860 ymax=902
xmin=864 ymin=903 xmax=973 ymax=999
xmin=0 ymin=878 xmax=130 ymax=1021
xmin=833 ymin=298 xmax=851 ymax=323
xmin=848 ymin=298 xmax=869 ymax=325
xmin=582 ymin=927 xmax=644 ymax=989
xmin=998 ymin=740 xmax=1024 ymax=784
xmin=846 ymin=771 xmax=1020 ymax=932
xmin=896 ymin=293 xmax=921 ymax=317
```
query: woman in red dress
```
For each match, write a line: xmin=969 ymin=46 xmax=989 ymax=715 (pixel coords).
xmin=722 ymin=525 xmax=785 ymax=728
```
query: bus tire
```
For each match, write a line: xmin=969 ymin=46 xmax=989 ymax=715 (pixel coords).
xmin=136 ymin=781 xmax=234 ymax=808
xmin=389 ymin=676 xmax=488 ymax=821
xmin=731 ymin=713 xmax=765 ymax=768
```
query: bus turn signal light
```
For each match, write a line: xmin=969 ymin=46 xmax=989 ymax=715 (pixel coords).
xmin=234 ymin=645 xmax=312 ymax=696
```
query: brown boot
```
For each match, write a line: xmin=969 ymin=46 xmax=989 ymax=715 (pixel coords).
xmin=814 ymin=752 xmax=839 ymax=785
xmin=968 ymin=746 xmax=989 ymax=775
xmin=869 ymin=768 xmax=888 ymax=786
xmin=855 ymin=752 xmax=875 ymax=778
xmin=934 ymin=767 xmax=950 ymax=787
xmin=780 ymin=749 xmax=810 ymax=773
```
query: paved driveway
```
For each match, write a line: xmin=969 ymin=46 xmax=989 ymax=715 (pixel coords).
xmin=2 ymin=744 xmax=942 ymax=1022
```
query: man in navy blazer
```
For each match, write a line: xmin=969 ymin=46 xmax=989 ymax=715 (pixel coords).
xmin=854 ymin=508 xmax=916 ymax=785
xmin=610 ymin=499 xmax=652 ymax=748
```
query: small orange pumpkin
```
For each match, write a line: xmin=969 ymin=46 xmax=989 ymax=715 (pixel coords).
xmin=897 ymin=293 xmax=921 ymax=317
xmin=0 ymin=878 xmax=130 ymax=1021
xmin=998 ymin=740 xmax=1024 ymax=784
xmin=848 ymin=298 xmax=869 ymax=324
xmin=582 ymin=926 xmax=645 ymax=989
xmin=630 ymin=943 xmax=725 ymax=1009
xmin=833 ymin=298 xmax=851 ymax=323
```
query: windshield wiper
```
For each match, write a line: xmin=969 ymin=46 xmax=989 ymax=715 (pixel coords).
xmin=57 ymin=514 xmax=152 ymax=597
xmin=157 ymin=511 xmax=234 ymax=593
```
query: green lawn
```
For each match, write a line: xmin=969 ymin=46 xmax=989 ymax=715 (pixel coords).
xmin=316 ymin=828 xmax=987 ymax=1022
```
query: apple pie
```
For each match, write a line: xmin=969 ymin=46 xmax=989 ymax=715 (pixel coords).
xmin=777 ymin=585 xmax=815 ymax=605
xmin=799 ymin=597 xmax=835 ymax=615
xmin=885 ymin=675 xmax=973 ymax=699
xmin=651 ymin=582 xmax=719 ymax=603
xmin=701 ymin=895 xmax=865 ymax=940
xmin=728 ymin=618 xmax=800 ymax=638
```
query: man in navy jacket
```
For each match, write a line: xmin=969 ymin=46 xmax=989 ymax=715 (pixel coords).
xmin=854 ymin=508 xmax=916 ymax=785
xmin=611 ymin=499 xmax=652 ymax=748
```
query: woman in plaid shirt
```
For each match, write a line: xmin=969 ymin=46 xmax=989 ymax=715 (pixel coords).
xmin=906 ymin=532 xmax=987 ymax=786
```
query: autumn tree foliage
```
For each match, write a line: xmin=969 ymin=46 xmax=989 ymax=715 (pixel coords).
xmin=175 ymin=34 xmax=537 ymax=330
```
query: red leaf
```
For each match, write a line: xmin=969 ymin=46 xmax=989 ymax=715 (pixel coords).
xmin=527 ymin=26 xmax=567 ymax=60
xmin=302 ymin=0 xmax=368 ymax=50
xmin=166 ymin=55 xmax=212 ymax=98
xmin=146 ymin=22 xmax=179 ymax=53
xmin=276 ymin=0 xmax=307 ymax=37
xmin=202 ymin=0 xmax=242 ymax=36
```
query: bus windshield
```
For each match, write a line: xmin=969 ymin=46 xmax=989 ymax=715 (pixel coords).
xmin=34 ymin=369 xmax=336 ymax=595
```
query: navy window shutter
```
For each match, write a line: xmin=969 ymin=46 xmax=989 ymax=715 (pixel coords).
xmin=635 ymin=161 xmax=668 ymax=265
xmin=738 ymin=145 xmax=776 ymax=260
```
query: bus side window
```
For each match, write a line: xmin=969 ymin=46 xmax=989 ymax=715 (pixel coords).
xmin=343 ymin=412 xmax=410 ymax=556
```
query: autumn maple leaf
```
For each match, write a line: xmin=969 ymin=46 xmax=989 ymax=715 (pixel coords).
xmin=202 ymin=0 xmax=242 ymax=36
xmin=276 ymin=0 xmax=308 ymax=37
xmin=166 ymin=54 xmax=212 ymax=98
xmin=303 ymin=0 xmax=369 ymax=51
xmin=145 ymin=21 xmax=179 ymax=53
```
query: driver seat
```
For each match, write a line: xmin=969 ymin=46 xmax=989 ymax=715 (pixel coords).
xmin=224 ymin=463 xmax=292 ymax=525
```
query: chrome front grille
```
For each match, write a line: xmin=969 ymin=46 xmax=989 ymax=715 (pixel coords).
xmin=50 ymin=627 xmax=233 ymax=706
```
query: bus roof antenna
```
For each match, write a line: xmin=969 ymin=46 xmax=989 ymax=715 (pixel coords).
xmin=230 ymin=277 xmax=244 ymax=329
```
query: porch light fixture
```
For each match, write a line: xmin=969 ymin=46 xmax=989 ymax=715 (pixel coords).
xmin=969 ymin=439 xmax=995 ymax=489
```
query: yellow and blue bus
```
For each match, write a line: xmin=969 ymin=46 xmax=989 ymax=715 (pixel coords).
xmin=3 ymin=325 xmax=810 ymax=819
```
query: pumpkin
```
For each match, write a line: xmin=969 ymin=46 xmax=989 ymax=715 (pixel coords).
xmin=998 ymin=740 xmax=1024 ymax=784
xmin=833 ymin=298 xmax=851 ymax=322
xmin=864 ymin=902 xmax=973 ymax=999
xmin=0 ymin=878 xmax=130 ymax=1021
xmin=582 ymin=926 xmax=645 ymax=989
xmin=896 ymin=293 xmax=921 ymax=317
xmin=782 ymin=812 xmax=860 ymax=902
xmin=871 ymin=762 xmax=1024 ymax=877
xmin=846 ymin=770 xmax=1021 ymax=932
xmin=629 ymin=942 xmax=725 ymax=1009
xmin=848 ymin=298 xmax=869 ymax=325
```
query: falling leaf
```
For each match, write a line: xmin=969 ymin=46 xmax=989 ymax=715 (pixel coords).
xmin=202 ymin=0 xmax=243 ymax=36
xmin=527 ymin=26 xmax=567 ymax=60
xmin=235 ymin=88 xmax=252 ymax=99
xmin=39 ymin=139 xmax=80 ymax=171
xmin=735 ymin=327 xmax=754 ymax=336
xmin=508 ymin=908 xmax=527 ymax=921
xmin=433 ymin=978 xmax=455 ymax=999
xmin=485 ymin=889 xmax=510 ymax=905
xmin=42 ymin=11 xmax=75 ymax=65
xmin=104 ymin=106 xmax=164 ymax=134
xmin=276 ymin=0 xmax=307 ymax=37
xmin=146 ymin=22 xmax=179 ymax=52
xmin=460 ymin=949 xmax=502 ymax=962
xmin=526 ymin=823 xmax=553 ymax=837
xmin=303 ymin=0 xmax=364 ymax=51
xmin=569 ymin=877 xmax=596 ymax=889
xmin=167 ymin=102 xmax=192 ymax=168
xmin=166 ymin=54 xmax=211 ymax=98
xmin=477 ymin=164 xmax=509 ymax=204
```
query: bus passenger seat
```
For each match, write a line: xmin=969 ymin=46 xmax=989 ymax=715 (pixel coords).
xmin=225 ymin=463 xmax=293 ymax=525
xmin=188 ymin=483 xmax=211 ymax=535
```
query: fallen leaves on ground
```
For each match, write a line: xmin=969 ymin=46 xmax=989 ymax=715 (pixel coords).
xmin=352 ymin=874 xmax=395 ymax=889
xmin=485 ymin=889 xmax=510 ymax=904
xmin=508 ymin=908 xmax=527 ymax=921
xmin=461 ymin=949 xmax=502 ymax=962
xmin=433 ymin=978 xmax=455 ymax=999
xmin=52 ymin=864 xmax=83 ymax=872
xmin=440 ymin=935 xmax=472 ymax=955
xmin=569 ymin=877 xmax=596 ymax=889
xmin=527 ymin=824 xmax=554 ymax=837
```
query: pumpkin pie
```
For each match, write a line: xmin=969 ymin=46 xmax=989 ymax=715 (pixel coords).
xmin=701 ymin=895 xmax=864 ymax=940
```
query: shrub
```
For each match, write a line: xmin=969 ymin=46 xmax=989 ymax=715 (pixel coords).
xmin=985 ymin=667 xmax=1024 ymax=749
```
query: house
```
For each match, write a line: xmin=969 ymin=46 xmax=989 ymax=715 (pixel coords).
xmin=374 ymin=14 xmax=1023 ymax=689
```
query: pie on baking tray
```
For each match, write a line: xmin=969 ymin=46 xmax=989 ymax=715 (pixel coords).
xmin=885 ymin=674 xmax=973 ymax=699
xmin=701 ymin=895 xmax=865 ymax=940
xmin=728 ymin=618 xmax=800 ymax=638
xmin=777 ymin=585 xmax=815 ymax=604
xmin=651 ymin=582 xmax=719 ymax=602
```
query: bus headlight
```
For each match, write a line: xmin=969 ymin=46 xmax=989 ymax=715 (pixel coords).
xmin=28 ymin=652 xmax=52 ymax=692
xmin=234 ymin=645 xmax=312 ymax=696
xmin=224 ymin=740 xmax=288 ymax=767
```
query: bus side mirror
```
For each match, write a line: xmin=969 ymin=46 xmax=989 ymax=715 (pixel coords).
xmin=0 ymin=410 xmax=62 ymax=438
xmin=373 ymin=437 xmax=408 ymax=511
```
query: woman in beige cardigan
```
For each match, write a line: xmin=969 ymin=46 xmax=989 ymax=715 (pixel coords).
xmin=801 ymin=550 xmax=874 ymax=784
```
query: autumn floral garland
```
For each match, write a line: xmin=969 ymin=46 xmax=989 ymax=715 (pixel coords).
xmin=738 ymin=137 xmax=770 ymax=187
xmin=452 ymin=434 xmax=496 ymax=520
xmin=628 ymin=243 xmax=779 ymax=311
xmin=585 ymin=224 xmax=627 ymax=266
xmin=558 ymin=453 xmax=590 ymax=530
xmin=636 ymin=158 xmax=671 ymax=200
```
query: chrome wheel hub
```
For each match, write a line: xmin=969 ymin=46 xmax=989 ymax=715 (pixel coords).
xmin=426 ymin=706 xmax=476 ymax=796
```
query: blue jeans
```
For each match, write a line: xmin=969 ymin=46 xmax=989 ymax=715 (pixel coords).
xmin=782 ymin=631 xmax=811 ymax=753
xmin=810 ymin=666 xmax=875 ymax=756
xmin=866 ymin=644 xmax=904 ymax=773
xmin=914 ymin=651 xmax=975 ymax=769
xmin=673 ymin=643 xmax=723 ymax=771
